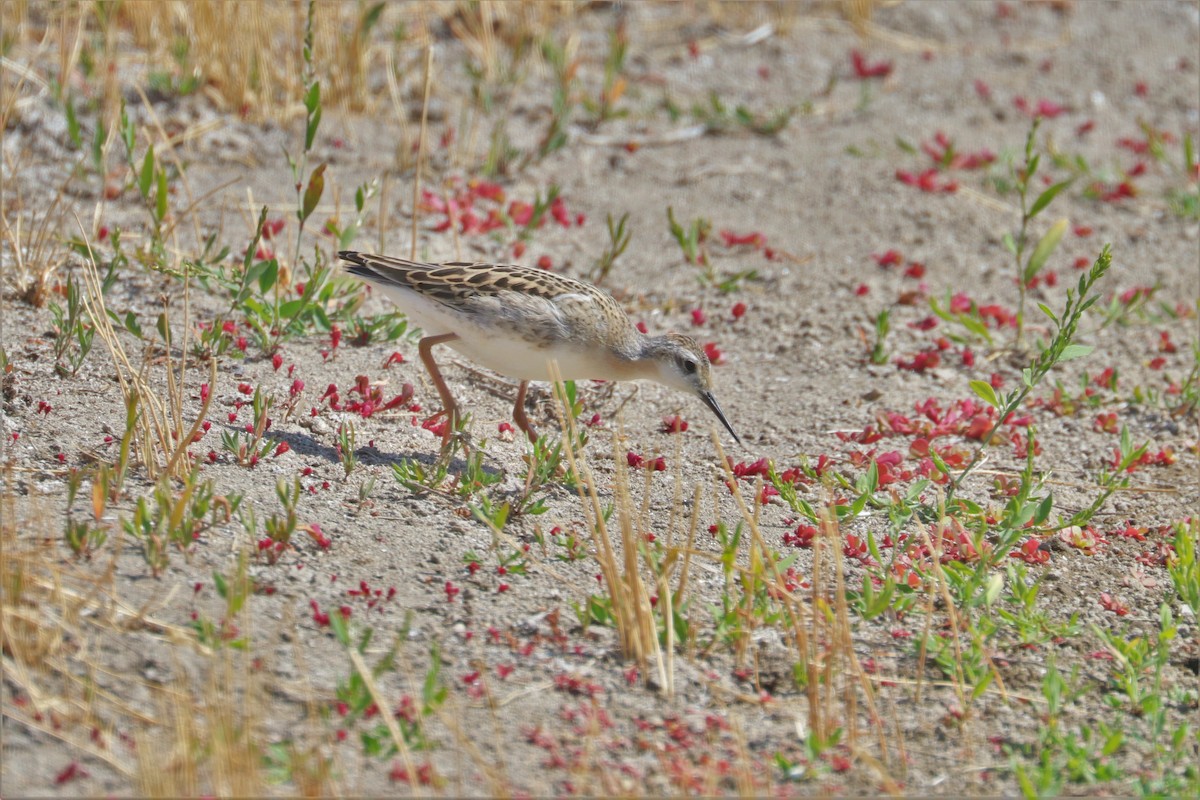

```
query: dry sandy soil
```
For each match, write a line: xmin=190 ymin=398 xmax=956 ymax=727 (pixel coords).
xmin=2 ymin=1 xmax=1199 ymax=796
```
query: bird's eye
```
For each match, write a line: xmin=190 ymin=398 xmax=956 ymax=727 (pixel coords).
xmin=680 ymin=359 xmax=698 ymax=375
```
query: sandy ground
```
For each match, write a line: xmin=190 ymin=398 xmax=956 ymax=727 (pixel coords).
xmin=2 ymin=2 xmax=1199 ymax=796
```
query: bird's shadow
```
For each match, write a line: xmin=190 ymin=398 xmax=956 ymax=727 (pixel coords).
xmin=262 ymin=423 xmax=485 ymax=477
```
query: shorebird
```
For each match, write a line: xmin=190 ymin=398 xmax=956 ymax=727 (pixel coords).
xmin=339 ymin=251 xmax=740 ymax=446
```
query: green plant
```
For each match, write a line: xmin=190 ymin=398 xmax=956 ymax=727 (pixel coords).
xmin=869 ymin=309 xmax=890 ymax=365
xmin=220 ymin=385 xmax=278 ymax=467
xmin=995 ymin=564 xmax=1081 ymax=647
xmin=582 ymin=19 xmax=628 ymax=125
xmin=686 ymin=91 xmax=796 ymax=137
xmin=1093 ymin=604 xmax=1176 ymax=715
xmin=122 ymin=467 xmax=235 ymax=576
xmin=1066 ymin=424 xmax=1148 ymax=528
xmin=336 ymin=421 xmax=359 ymax=477
xmin=392 ymin=456 xmax=450 ymax=495
xmin=325 ymin=179 xmax=380 ymax=250
xmin=118 ymin=102 xmax=174 ymax=251
xmin=952 ymin=247 xmax=1112 ymax=498
xmin=457 ymin=448 xmax=502 ymax=500
xmin=1002 ymin=119 xmax=1072 ymax=348
xmin=1168 ymin=518 xmax=1200 ymax=617
xmin=573 ymin=593 xmax=617 ymax=631
xmin=264 ymin=477 xmax=302 ymax=551
xmin=588 ymin=212 xmax=631 ymax=285
xmin=62 ymin=468 xmax=107 ymax=559
xmin=535 ymin=37 xmax=577 ymax=160
xmin=48 ymin=273 xmax=95 ymax=376
xmin=191 ymin=554 xmax=252 ymax=651
xmin=667 ymin=206 xmax=710 ymax=269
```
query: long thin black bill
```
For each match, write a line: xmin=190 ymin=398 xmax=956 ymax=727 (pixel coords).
xmin=700 ymin=391 xmax=741 ymax=446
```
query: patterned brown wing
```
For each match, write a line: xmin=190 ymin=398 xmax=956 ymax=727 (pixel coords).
xmin=339 ymin=251 xmax=608 ymax=308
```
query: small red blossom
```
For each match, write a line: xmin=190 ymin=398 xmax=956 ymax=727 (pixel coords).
xmin=896 ymin=349 xmax=941 ymax=372
xmin=660 ymin=415 xmax=688 ymax=434
xmin=896 ymin=168 xmax=958 ymax=193
xmin=873 ymin=249 xmax=903 ymax=267
xmin=1099 ymin=592 xmax=1130 ymax=616
xmin=851 ymin=49 xmax=892 ymax=79
xmin=731 ymin=301 xmax=747 ymax=320
xmin=719 ymin=230 xmax=766 ymax=248
xmin=703 ymin=342 xmax=724 ymax=364
xmin=262 ymin=217 xmax=286 ymax=240
xmin=55 ymin=761 xmax=90 ymax=785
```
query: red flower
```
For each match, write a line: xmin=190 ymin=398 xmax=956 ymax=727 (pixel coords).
xmin=660 ymin=415 xmax=688 ymax=434
xmin=719 ymin=230 xmax=766 ymax=248
xmin=851 ymin=49 xmax=892 ymax=79
xmin=873 ymin=249 xmax=903 ymax=267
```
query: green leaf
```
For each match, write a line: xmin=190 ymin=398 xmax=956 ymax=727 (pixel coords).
xmin=257 ymin=260 xmax=278 ymax=294
xmin=301 ymin=163 xmax=326 ymax=224
xmin=1037 ymin=302 xmax=1058 ymax=324
xmin=65 ymin=94 xmax=81 ymax=149
xmin=139 ymin=146 xmax=155 ymax=198
xmin=304 ymin=81 xmax=320 ymax=115
xmin=1028 ymin=180 xmax=1071 ymax=219
xmin=1034 ymin=492 xmax=1054 ymax=525
xmin=155 ymin=168 xmax=168 ymax=223
xmin=1058 ymin=344 xmax=1093 ymax=362
xmin=984 ymin=573 xmax=1004 ymax=606
xmin=1024 ymin=217 xmax=1068 ymax=281
xmin=305 ymin=104 xmax=322 ymax=151
xmin=304 ymin=83 xmax=322 ymax=149
xmin=92 ymin=118 xmax=107 ymax=173
xmin=124 ymin=311 xmax=142 ymax=338
xmin=970 ymin=379 xmax=1001 ymax=408
xmin=1001 ymin=231 xmax=1017 ymax=256
xmin=329 ymin=608 xmax=350 ymax=646
xmin=361 ymin=2 xmax=385 ymax=34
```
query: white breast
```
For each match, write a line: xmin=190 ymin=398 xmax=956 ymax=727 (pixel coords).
xmin=375 ymin=283 xmax=625 ymax=382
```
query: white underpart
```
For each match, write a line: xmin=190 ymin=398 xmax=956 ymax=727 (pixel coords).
xmin=375 ymin=283 xmax=629 ymax=382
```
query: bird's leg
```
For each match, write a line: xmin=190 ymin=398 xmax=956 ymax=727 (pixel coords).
xmin=418 ymin=333 xmax=462 ymax=446
xmin=512 ymin=380 xmax=539 ymax=444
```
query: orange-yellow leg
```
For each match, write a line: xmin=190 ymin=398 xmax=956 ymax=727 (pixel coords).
xmin=512 ymin=380 xmax=539 ymax=444
xmin=418 ymin=333 xmax=461 ymax=444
